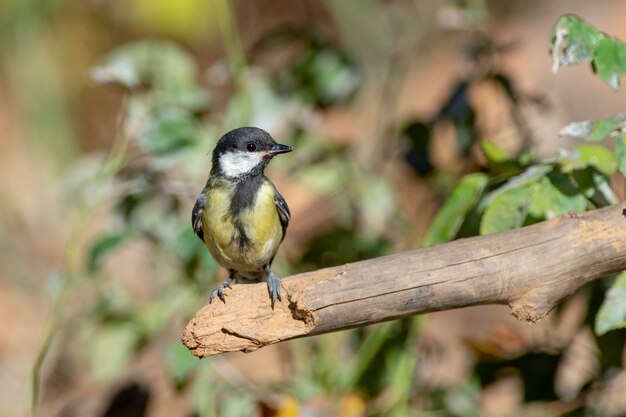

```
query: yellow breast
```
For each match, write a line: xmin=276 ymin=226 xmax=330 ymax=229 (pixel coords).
xmin=202 ymin=180 xmax=283 ymax=272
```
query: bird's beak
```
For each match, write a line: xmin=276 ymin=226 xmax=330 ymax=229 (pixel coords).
xmin=268 ymin=143 xmax=294 ymax=156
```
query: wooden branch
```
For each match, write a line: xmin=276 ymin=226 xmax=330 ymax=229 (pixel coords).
xmin=182 ymin=202 xmax=626 ymax=357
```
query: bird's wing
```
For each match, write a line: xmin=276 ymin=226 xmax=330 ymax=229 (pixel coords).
xmin=274 ymin=188 xmax=291 ymax=239
xmin=191 ymin=192 xmax=207 ymax=242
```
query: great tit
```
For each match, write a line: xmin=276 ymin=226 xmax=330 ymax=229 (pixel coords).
xmin=192 ymin=127 xmax=293 ymax=308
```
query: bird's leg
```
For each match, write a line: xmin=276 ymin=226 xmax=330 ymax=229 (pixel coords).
xmin=264 ymin=265 xmax=282 ymax=309
xmin=209 ymin=270 xmax=235 ymax=304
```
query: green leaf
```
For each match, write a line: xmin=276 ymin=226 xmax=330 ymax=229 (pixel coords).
xmin=572 ymin=167 xmax=619 ymax=207
xmin=479 ymin=164 xmax=553 ymax=211
xmin=590 ymin=170 xmax=619 ymax=206
xmin=527 ymin=176 xmax=587 ymax=219
xmin=616 ymin=134 xmax=626 ymax=178
xmin=480 ymin=140 xmax=512 ymax=164
xmin=551 ymin=14 xmax=603 ymax=71
xmin=595 ymin=272 xmax=626 ymax=335
xmin=559 ymin=113 xmax=626 ymax=141
xmin=559 ymin=144 xmax=617 ymax=176
xmin=551 ymin=14 xmax=626 ymax=90
xmin=87 ymin=323 xmax=140 ymax=380
xmin=479 ymin=140 xmax=524 ymax=176
xmin=480 ymin=186 xmax=530 ymax=235
xmin=593 ymin=36 xmax=626 ymax=90
xmin=423 ymin=173 xmax=488 ymax=246
xmin=164 ymin=342 xmax=198 ymax=390
xmin=87 ymin=233 xmax=128 ymax=273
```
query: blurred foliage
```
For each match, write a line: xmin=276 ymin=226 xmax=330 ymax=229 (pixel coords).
xmin=551 ymin=14 xmax=626 ymax=89
xmin=251 ymin=27 xmax=363 ymax=108
xmin=426 ymin=12 xmax=626 ymax=335
xmin=559 ymin=112 xmax=626 ymax=142
xmin=20 ymin=3 xmax=626 ymax=417
xmin=33 ymin=7 xmax=407 ymax=415
xmin=423 ymin=173 xmax=487 ymax=246
xmin=595 ymin=272 xmax=626 ymax=336
xmin=420 ymin=13 xmax=626 ymax=417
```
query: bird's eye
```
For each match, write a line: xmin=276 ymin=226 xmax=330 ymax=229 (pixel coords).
xmin=246 ymin=143 xmax=257 ymax=152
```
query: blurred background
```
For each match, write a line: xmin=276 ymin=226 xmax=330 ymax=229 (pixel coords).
xmin=1 ymin=0 xmax=626 ymax=416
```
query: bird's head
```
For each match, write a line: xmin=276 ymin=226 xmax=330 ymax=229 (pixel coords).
xmin=211 ymin=127 xmax=293 ymax=179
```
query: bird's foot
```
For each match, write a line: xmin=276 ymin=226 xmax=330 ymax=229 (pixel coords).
xmin=209 ymin=275 xmax=234 ymax=304
xmin=265 ymin=268 xmax=282 ymax=309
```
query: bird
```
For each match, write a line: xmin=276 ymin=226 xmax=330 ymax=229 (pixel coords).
xmin=191 ymin=127 xmax=293 ymax=308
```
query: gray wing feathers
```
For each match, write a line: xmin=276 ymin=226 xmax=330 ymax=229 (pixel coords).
xmin=274 ymin=189 xmax=290 ymax=238
xmin=191 ymin=193 xmax=206 ymax=242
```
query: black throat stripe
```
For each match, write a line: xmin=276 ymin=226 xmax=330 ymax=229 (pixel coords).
xmin=227 ymin=175 xmax=266 ymax=250
xmin=229 ymin=174 xmax=265 ymax=216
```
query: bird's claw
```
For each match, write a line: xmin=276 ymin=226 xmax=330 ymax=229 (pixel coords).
xmin=266 ymin=271 xmax=282 ymax=309
xmin=209 ymin=276 xmax=234 ymax=304
xmin=209 ymin=286 xmax=226 ymax=304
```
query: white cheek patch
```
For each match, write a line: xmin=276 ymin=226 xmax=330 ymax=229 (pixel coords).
xmin=220 ymin=151 xmax=263 ymax=178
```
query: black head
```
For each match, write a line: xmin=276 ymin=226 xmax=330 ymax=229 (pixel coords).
xmin=211 ymin=127 xmax=293 ymax=178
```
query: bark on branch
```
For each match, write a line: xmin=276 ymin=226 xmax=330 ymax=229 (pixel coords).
xmin=182 ymin=202 xmax=626 ymax=357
